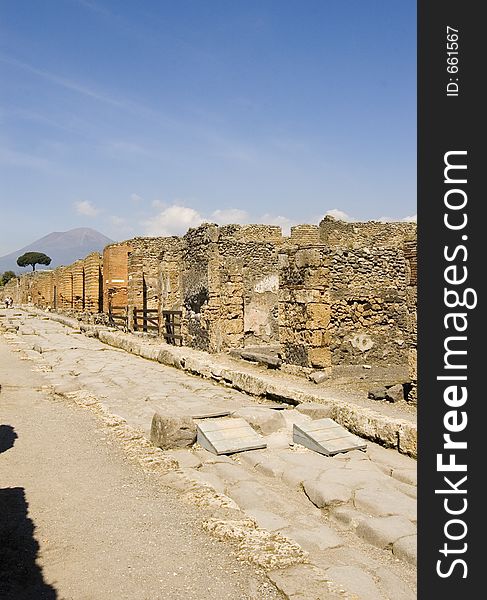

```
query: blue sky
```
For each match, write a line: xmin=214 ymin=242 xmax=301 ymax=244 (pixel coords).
xmin=0 ymin=0 xmax=416 ymax=255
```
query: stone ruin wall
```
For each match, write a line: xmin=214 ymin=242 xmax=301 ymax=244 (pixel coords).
xmin=126 ymin=237 xmax=171 ymax=330
xmin=3 ymin=218 xmax=417 ymax=395
xmin=327 ymin=245 xmax=409 ymax=366
xmin=29 ymin=271 xmax=54 ymax=308
xmin=1 ymin=253 xmax=103 ymax=314
xmin=278 ymin=235 xmax=332 ymax=370
xmin=277 ymin=219 xmax=416 ymax=369
xmin=319 ymin=217 xmax=416 ymax=249
xmin=323 ymin=217 xmax=415 ymax=367
xmin=216 ymin=224 xmax=282 ymax=350
xmin=178 ymin=224 xmax=215 ymax=351
xmin=404 ymin=239 xmax=417 ymax=403
xmin=158 ymin=224 xmax=282 ymax=352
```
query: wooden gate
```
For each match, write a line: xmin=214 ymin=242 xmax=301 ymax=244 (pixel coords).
xmin=162 ymin=310 xmax=183 ymax=345
xmin=108 ymin=304 xmax=128 ymax=329
xmin=133 ymin=307 xmax=159 ymax=333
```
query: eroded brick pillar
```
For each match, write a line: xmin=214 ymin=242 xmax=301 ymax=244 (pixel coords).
xmin=278 ymin=243 xmax=331 ymax=370
xmin=83 ymin=253 xmax=103 ymax=313
xmin=72 ymin=260 xmax=85 ymax=311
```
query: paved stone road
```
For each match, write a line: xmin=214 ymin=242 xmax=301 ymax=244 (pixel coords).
xmin=1 ymin=309 xmax=417 ymax=599
xmin=0 ymin=334 xmax=284 ymax=600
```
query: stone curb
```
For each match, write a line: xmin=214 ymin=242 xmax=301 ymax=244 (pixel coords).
xmin=23 ymin=307 xmax=417 ymax=458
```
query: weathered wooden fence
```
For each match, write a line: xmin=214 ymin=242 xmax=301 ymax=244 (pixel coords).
xmin=162 ymin=310 xmax=183 ymax=345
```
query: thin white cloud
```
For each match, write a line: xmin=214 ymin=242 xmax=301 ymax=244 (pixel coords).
xmin=402 ymin=214 xmax=417 ymax=222
xmin=324 ymin=209 xmax=356 ymax=222
xmin=0 ymin=55 xmax=179 ymax=129
xmin=211 ymin=208 xmax=249 ymax=224
xmin=142 ymin=205 xmax=205 ymax=236
xmin=74 ymin=200 xmax=100 ymax=217
xmin=0 ymin=55 xmax=127 ymax=109
xmin=377 ymin=214 xmax=417 ymax=223
xmin=141 ymin=203 xmax=301 ymax=237
xmin=110 ymin=215 xmax=126 ymax=226
xmin=109 ymin=215 xmax=133 ymax=234
xmin=151 ymin=199 xmax=166 ymax=209
xmin=75 ymin=0 xmax=112 ymax=17
xmin=0 ymin=145 xmax=51 ymax=171
xmin=259 ymin=213 xmax=296 ymax=235
xmin=130 ymin=193 xmax=143 ymax=203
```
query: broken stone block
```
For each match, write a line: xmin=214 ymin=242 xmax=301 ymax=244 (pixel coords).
xmin=367 ymin=387 xmax=387 ymax=400
xmin=398 ymin=424 xmax=417 ymax=458
xmin=308 ymin=347 xmax=332 ymax=369
xmin=385 ymin=383 xmax=404 ymax=403
xmin=296 ymin=402 xmax=334 ymax=420
xmin=232 ymin=406 xmax=286 ymax=434
xmin=309 ymin=371 xmax=329 ymax=384
xmin=150 ymin=411 xmax=197 ymax=450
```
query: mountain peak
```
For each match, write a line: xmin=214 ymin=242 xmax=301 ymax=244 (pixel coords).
xmin=0 ymin=228 xmax=115 ymax=273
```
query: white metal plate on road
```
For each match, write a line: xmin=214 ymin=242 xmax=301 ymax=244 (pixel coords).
xmin=190 ymin=409 xmax=232 ymax=419
xmin=197 ymin=418 xmax=267 ymax=455
xmin=293 ymin=418 xmax=367 ymax=456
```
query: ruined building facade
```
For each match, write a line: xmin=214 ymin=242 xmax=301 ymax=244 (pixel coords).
xmin=2 ymin=217 xmax=417 ymax=398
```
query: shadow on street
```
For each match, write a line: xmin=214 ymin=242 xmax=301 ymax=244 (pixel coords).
xmin=0 ymin=425 xmax=18 ymax=454
xmin=0 ymin=487 xmax=57 ymax=599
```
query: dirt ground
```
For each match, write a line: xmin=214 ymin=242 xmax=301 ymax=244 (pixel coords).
xmin=0 ymin=339 xmax=283 ymax=600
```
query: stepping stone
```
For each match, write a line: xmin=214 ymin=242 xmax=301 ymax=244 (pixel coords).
xmin=196 ymin=417 xmax=267 ymax=455
xmin=293 ymin=418 xmax=366 ymax=456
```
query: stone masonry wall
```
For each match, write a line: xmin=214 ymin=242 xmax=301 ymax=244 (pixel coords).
xmin=278 ymin=240 xmax=332 ymax=369
xmin=30 ymin=271 xmax=54 ymax=308
xmin=319 ymin=216 xmax=416 ymax=249
xmin=319 ymin=216 xmax=415 ymax=366
xmin=217 ymin=225 xmax=281 ymax=349
xmin=179 ymin=224 xmax=217 ymax=351
xmin=158 ymin=224 xmax=282 ymax=352
xmin=127 ymin=237 xmax=170 ymax=330
xmin=1 ymin=275 xmax=21 ymax=304
xmin=158 ymin=238 xmax=185 ymax=312
xmin=404 ymin=239 xmax=417 ymax=403
xmin=328 ymin=246 xmax=408 ymax=365
xmin=4 ymin=218 xmax=417 ymax=392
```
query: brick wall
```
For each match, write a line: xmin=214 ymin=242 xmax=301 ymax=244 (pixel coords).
xmin=103 ymin=242 xmax=132 ymax=309
xmin=84 ymin=253 xmax=103 ymax=313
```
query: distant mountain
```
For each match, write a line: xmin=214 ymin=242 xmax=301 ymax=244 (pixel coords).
xmin=0 ymin=228 xmax=114 ymax=273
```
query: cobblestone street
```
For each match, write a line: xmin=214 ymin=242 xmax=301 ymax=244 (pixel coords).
xmin=1 ymin=309 xmax=416 ymax=599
